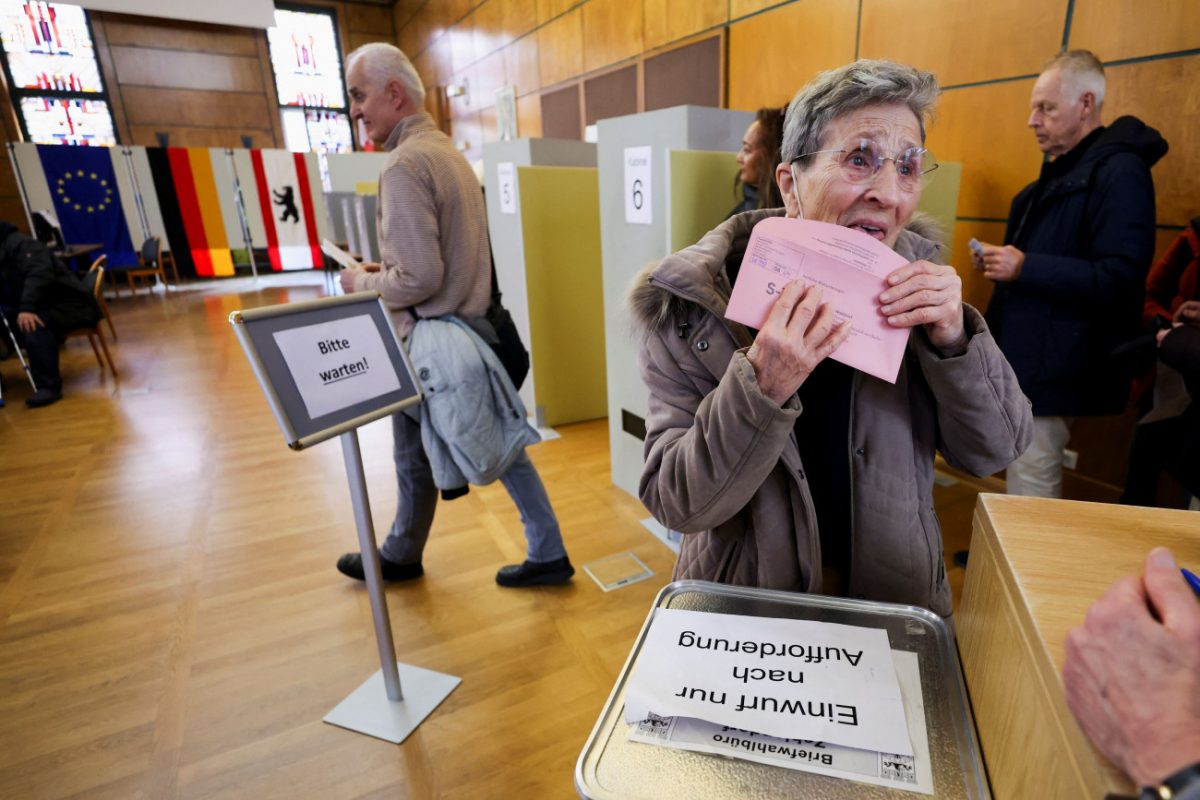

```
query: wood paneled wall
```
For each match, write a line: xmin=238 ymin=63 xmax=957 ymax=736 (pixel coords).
xmin=398 ymin=0 xmax=733 ymax=160
xmin=94 ymin=12 xmax=278 ymax=149
xmin=396 ymin=0 xmax=1200 ymax=498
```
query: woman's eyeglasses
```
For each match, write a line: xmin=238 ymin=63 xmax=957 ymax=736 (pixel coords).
xmin=792 ymin=140 xmax=938 ymax=192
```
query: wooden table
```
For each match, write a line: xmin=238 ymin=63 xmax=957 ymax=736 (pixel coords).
xmin=54 ymin=242 xmax=103 ymax=272
xmin=957 ymin=494 xmax=1200 ymax=799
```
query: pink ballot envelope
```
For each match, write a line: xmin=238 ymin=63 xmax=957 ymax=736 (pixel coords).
xmin=726 ymin=217 xmax=912 ymax=383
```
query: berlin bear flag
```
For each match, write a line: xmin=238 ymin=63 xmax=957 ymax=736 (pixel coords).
xmin=250 ymin=150 xmax=322 ymax=271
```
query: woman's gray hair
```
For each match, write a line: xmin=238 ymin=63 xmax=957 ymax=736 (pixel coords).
xmin=346 ymin=42 xmax=426 ymax=108
xmin=782 ymin=60 xmax=939 ymax=165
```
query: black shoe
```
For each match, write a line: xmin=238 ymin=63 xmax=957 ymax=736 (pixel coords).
xmin=26 ymin=388 xmax=62 ymax=408
xmin=336 ymin=552 xmax=424 ymax=582
xmin=496 ymin=557 xmax=574 ymax=587
xmin=953 ymin=550 xmax=969 ymax=569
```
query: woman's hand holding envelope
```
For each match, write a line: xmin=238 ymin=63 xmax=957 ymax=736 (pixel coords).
xmin=878 ymin=260 xmax=968 ymax=356
xmin=746 ymin=280 xmax=852 ymax=405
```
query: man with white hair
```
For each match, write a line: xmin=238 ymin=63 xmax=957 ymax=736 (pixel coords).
xmin=335 ymin=43 xmax=573 ymax=587
xmin=975 ymin=50 xmax=1167 ymax=497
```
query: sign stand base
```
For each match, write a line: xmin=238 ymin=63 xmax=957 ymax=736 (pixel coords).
xmin=324 ymin=662 xmax=461 ymax=744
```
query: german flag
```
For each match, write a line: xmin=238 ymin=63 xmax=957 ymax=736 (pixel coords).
xmin=145 ymin=147 xmax=194 ymax=278
xmin=166 ymin=148 xmax=235 ymax=277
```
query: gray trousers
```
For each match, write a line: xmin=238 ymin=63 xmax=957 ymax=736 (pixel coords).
xmin=378 ymin=410 xmax=568 ymax=565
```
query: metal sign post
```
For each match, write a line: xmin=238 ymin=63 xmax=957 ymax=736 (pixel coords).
xmin=340 ymin=427 xmax=402 ymax=702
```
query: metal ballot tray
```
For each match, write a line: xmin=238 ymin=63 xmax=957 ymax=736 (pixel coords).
xmin=575 ymin=581 xmax=989 ymax=799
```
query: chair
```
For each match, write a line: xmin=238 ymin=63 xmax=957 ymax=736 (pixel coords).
xmin=140 ymin=236 xmax=181 ymax=285
xmin=118 ymin=236 xmax=169 ymax=297
xmin=89 ymin=255 xmax=117 ymax=341
xmin=161 ymin=247 xmax=181 ymax=284
xmin=65 ymin=256 xmax=118 ymax=377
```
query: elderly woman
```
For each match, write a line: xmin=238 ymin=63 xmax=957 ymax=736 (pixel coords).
xmin=629 ymin=60 xmax=1032 ymax=616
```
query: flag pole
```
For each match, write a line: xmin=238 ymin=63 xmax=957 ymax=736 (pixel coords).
xmin=7 ymin=143 xmax=36 ymax=236
xmin=120 ymin=147 xmax=163 ymax=290
xmin=226 ymin=149 xmax=259 ymax=282
xmin=120 ymin=147 xmax=151 ymax=245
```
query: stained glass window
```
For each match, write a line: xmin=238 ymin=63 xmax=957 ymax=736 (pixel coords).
xmin=282 ymin=107 xmax=353 ymax=154
xmin=267 ymin=6 xmax=353 ymax=153
xmin=0 ymin=1 xmax=116 ymax=145
xmin=20 ymin=95 xmax=114 ymax=145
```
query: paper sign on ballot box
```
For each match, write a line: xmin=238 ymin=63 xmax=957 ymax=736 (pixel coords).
xmin=623 ymin=608 xmax=914 ymax=756
xmin=725 ymin=217 xmax=912 ymax=384
xmin=627 ymin=649 xmax=935 ymax=794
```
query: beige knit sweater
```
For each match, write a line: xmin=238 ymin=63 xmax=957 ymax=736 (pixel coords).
xmin=351 ymin=112 xmax=491 ymax=337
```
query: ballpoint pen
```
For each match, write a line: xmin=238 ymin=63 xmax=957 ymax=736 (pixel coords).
xmin=1182 ymin=568 xmax=1200 ymax=598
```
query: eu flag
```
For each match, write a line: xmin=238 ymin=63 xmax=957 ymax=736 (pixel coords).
xmin=37 ymin=145 xmax=137 ymax=267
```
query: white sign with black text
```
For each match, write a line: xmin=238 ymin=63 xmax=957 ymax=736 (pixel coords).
xmin=273 ymin=315 xmax=401 ymax=420
xmin=628 ymin=649 xmax=934 ymax=794
xmin=623 ymin=145 xmax=652 ymax=225
xmin=623 ymin=608 xmax=913 ymax=756
xmin=497 ymin=162 xmax=517 ymax=215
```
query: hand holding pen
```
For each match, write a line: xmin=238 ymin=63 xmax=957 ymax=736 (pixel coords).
xmin=1062 ymin=547 xmax=1200 ymax=786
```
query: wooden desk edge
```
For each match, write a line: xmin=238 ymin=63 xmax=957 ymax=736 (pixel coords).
xmin=962 ymin=494 xmax=1136 ymax=798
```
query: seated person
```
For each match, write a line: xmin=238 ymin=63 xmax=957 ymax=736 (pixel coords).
xmin=0 ymin=221 xmax=102 ymax=407
xmin=1122 ymin=219 xmax=1200 ymax=506
xmin=628 ymin=60 xmax=1032 ymax=617
xmin=1062 ymin=547 xmax=1200 ymax=798
xmin=1155 ymin=321 xmax=1200 ymax=498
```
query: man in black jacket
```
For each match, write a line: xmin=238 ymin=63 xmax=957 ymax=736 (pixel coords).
xmin=975 ymin=50 xmax=1167 ymax=497
xmin=0 ymin=220 xmax=101 ymax=407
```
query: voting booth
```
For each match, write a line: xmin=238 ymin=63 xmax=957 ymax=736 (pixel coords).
xmin=483 ymin=139 xmax=605 ymax=427
xmin=577 ymin=581 xmax=988 ymax=798
xmin=352 ymin=181 xmax=381 ymax=263
xmin=229 ymin=293 xmax=460 ymax=743
xmin=915 ymin=161 xmax=962 ymax=251
xmin=324 ymin=152 xmax=388 ymax=260
xmin=597 ymin=106 xmax=753 ymax=498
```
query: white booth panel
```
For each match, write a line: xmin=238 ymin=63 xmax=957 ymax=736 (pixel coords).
xmin=597 ymin=106 xmax=754 ymax=499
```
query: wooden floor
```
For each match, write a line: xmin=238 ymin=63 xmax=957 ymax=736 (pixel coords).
xmin=0 ymin=272 xmax=979 ymax=799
